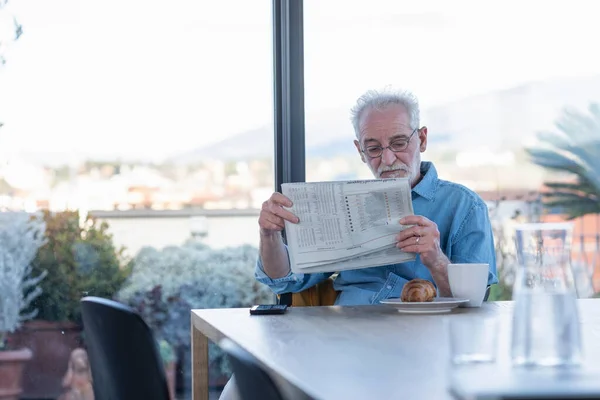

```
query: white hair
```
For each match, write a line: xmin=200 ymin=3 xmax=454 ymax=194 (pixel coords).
xmin=350 ymin=88 xmax=421 ymax=138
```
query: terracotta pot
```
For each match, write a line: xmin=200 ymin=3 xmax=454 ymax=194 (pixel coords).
xmin=0 ymin=347 xmax=33 ymax=400
xmin=8 ymin=320 xmax=83 ymax=399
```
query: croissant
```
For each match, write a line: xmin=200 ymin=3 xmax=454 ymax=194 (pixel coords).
xmin=400 ymin=279 xmax=436 ymax=302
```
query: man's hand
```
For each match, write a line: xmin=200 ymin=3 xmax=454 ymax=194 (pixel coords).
xmin=258 ymin=192 xmax=299 ymax=237
xmin=258 ymin=192 xmax=299 ymax=279
xmin=396 ymin=215 xmax=452 ymax=296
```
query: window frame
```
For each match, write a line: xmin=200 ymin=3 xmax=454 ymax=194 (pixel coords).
xmin=272 ymin=0 xmax=305 ymax=305
xmin=272 ymin=0 xmax=305 ymax=193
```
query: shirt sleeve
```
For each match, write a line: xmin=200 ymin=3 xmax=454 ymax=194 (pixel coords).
xmin=254 ymin=245 xmax=333 ymax=294
xmin=450 ymin=200 xmax=499 ymax=285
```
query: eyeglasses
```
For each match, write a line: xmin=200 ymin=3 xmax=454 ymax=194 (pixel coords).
xmin=361 ymin=129 xmax=417 ymax=159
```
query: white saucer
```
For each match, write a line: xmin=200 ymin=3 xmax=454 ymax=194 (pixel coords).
xmin=380 ymin=297 xmax=469 ymax=314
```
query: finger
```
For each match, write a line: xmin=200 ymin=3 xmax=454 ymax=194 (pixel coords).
xmin=259 ymin=214 xmax=286 ymax=231
xmin=396 ymin=226 xmax=424 ymax=242
xmin=260 ymin=220 xmax=285 ymax=233
xmin=271 ymin=192 xmax=293 ymax=208
xmin=396 ymin=238 xmax=417 ymax=251
xmin=398 ymin=244 xmax=421 ymax=253
xmin=262 ymin=200 xmax=299 ymax=223
xmin=270 ymin=205 xmax=299 ymax=223
xmin=397 ymin=234 xmax=422 ymax=247
xmin=397 ymin=236 xmax=430 ymax=252
xmin=264 ymin=212 xmax=287 ymax=228
xmin=399 ymin=215 xmax=430 ymax=227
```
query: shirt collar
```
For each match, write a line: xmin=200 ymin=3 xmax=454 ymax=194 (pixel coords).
xmin=411 ymin=161 xmax=438 ymax=201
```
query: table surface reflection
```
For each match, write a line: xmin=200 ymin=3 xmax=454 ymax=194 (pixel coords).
xmin=191 ymin=299 xmax=600 ymax=400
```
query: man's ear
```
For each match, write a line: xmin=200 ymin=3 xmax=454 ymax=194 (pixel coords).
xmin=418 ymin=126 xmax=428 ymax=152
xmin=354 ymin=139 xmax=366 ymax=163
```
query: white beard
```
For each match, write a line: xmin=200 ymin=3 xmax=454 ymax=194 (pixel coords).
xmin=376 ymin=164 xmax=410 ymax=179
xmin=375 ymin=162 xmax=418 ymax=181
xmin=371 ymin=157 xmax=421 ymax=185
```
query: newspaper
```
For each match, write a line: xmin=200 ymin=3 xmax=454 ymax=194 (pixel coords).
xmin=281 ymin=178 xmax=416 ymax=274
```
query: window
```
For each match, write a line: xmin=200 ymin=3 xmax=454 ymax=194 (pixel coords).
xmin=303 ymin=0 xmax=600 ymax=297
xmin=0 ymin=0 xmax=273 ymax=398
xmin=305 ymin=1 xmax=600 ymax=184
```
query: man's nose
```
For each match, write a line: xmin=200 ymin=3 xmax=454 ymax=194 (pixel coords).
xmin=381 ymin=147 xmax=396 ymax=165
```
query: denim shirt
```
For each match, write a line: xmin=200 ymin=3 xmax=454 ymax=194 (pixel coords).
xmin=255 ymin=162 xmax=498 ymax=305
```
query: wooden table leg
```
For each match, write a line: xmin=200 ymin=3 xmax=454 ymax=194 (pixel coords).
xmin=191 ymin=317 xmax=209 ymax=400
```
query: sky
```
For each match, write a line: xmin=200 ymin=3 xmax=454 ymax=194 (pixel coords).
xmin=0 ymin=0 xmax=599 ymax=164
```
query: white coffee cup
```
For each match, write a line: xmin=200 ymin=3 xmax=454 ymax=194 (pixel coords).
xmin=448 ymin=263 xmax=489 ymax=308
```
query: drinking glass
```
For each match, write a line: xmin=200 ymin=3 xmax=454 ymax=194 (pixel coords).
xmin=448 ymin=316 xmax=499 ymax=365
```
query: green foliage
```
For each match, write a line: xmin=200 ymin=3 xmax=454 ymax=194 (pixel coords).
xmin=487 ymin=217 xmax=515 ymax=302
xmin=485 ymin=199 xmax=534 ymax=301
xmin=158 ymin=338 xmax=176 ymax=365
xmin=526 ymin=103 xmax=600 ymax=219
xmin=27 ymin=210 xmax=131 ymax=324
xmin=0 ymin=213 xmax=47 ymax=349
xmin=117 ymin=241 xmax=272 ymax=384
xmin=487 ymin=280 xmax=512 ymax=302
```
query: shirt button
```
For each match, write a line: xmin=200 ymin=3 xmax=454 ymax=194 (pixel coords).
xmin=386 ymin=285 xmax=392 ymax=290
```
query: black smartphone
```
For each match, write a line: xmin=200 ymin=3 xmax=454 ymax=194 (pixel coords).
xmin=249 ymin=304 xmax=288 ymax=315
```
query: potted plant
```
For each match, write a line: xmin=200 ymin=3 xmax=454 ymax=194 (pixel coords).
xmin=0 ymin=212 xmax=47 ymax=400
xmin=10 ymin=210 xmax=131 ymax=399
xmin=118 ymin=241 xmax=273 ymax=394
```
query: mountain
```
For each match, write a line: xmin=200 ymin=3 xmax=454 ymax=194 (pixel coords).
xmin=423 ymin=74 xmax=600 ymax=152
xmin=172 ymin=74 xmax=600 ymax=164
xmin=172 ymin=107 xmax=356 ymax=163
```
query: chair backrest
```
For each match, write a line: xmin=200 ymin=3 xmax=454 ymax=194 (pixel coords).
xmin=279 ymin=277 xmax=339 ymax=307
xmin=219 ymin=338 xmax=284 ymax=400
xmin=80 ymin=296 xmax=170 ymax=400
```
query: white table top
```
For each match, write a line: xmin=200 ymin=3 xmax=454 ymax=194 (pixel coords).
xmin=192 ymin=300 xmax=600 ymax=400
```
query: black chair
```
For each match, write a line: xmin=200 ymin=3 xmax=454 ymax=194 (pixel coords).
xmin=220 ymin=338 xmax=285 ymax=400
xmin=80 ymin=296 xmax=170 ymax=400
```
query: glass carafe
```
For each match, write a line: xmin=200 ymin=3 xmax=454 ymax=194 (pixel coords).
xmin=511 ymin=222 xmax=582 ymax=367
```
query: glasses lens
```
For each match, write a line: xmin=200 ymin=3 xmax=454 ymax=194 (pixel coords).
xmin=390 ymin=141 xmax=408 ymax=152
xmin=366 ymin=147 xmax=382 ymax=158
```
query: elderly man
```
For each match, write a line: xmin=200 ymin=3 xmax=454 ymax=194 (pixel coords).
xmin=255 ymin=88 xmax=498 ymax=304
xmin=219 ymin=89 xmax=498 ymax=399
